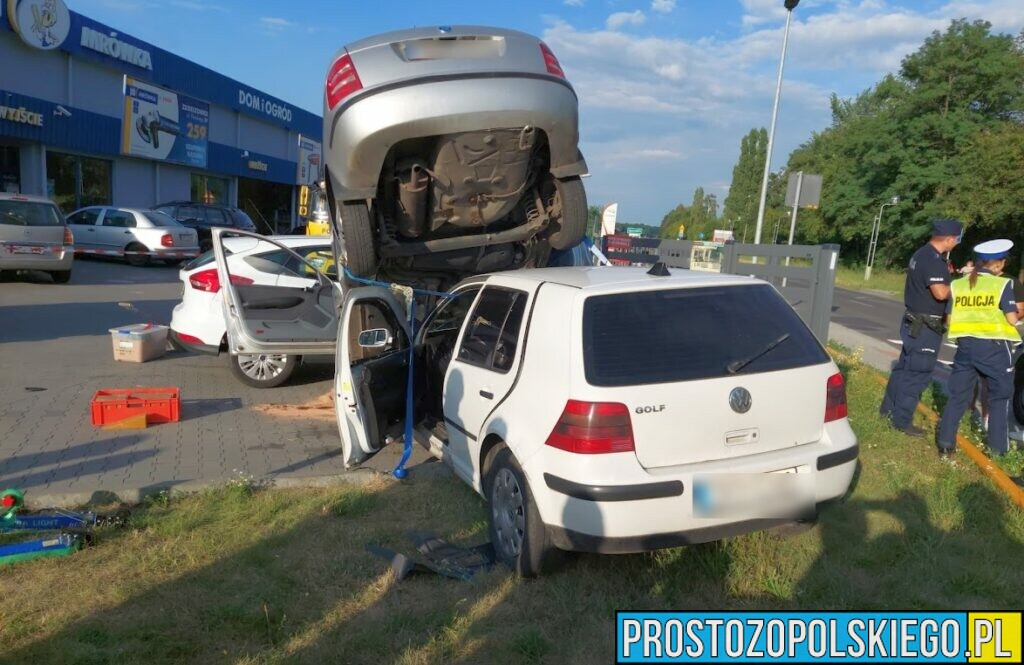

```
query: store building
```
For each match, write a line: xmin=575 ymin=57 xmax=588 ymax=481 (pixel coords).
xmin=0 ymin=0 xmax=323 ymax=232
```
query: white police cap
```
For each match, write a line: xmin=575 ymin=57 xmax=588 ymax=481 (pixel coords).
xmin=974 ymin=239 xmax=1014 ymax=260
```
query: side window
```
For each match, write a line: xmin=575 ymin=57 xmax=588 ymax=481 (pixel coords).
xmin=285 ymin=246 xmax=336 ymax=279
xmin=102 ymin=210 xmax=136 ymax=228
xmin=424 ymin=287 xmax=481 ymax=337
xmin=67 ymin=209 xmax=99 ymax=226
xmin=457 ymin=288 xmax=529 ymax=373
xmin=349 ymin=300 xmax=408 ymax=363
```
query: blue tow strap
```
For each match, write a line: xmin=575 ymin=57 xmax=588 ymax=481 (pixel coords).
xmin=342 ymin=267 xmax=458 ymax=479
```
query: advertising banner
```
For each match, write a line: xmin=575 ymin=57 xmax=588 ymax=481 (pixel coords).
xmin=600 ymin=202 xmax=619 ymax=237
xmin=297 ymin=135 xmax=322 ymax=186
xmin=121 ymin=76 xmax=208 ymax=168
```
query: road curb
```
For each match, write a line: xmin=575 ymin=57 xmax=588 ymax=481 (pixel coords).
xmin=23 ymin=463 xmax=453 ymax=510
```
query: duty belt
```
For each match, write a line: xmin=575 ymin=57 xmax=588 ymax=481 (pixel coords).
xmin=904 ymin=311 xmax=946 ymax=337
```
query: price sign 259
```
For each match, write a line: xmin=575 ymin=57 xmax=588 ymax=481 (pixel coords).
xmin=186 ymin=123 xmax=208 ymax=140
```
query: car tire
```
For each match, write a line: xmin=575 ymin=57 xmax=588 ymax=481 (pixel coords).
xmin=125 ymin=242 xmax=149 ymax=267
xmin=547 ymin=176 xmax=588 ymax=251
xmin=49 ymin=270 xmax=72 ymax=284
xmin=229 ymin=353 xmax=298 ymax=388
xmin=484 ymin=446 xmax=559 ymax=577
xmin=339 ymin=201 xmax=377 ymax=278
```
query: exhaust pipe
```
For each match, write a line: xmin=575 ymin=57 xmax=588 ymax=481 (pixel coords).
xmin=395 ymin=160 xmax=429 ymax=239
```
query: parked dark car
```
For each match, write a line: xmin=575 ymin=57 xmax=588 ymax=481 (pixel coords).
xmin=154 ymin=202 xmax=258 ymax=251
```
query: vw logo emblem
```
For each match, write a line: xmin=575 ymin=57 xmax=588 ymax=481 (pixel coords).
xmin=729 ymin=387 xmax=752 ymax=414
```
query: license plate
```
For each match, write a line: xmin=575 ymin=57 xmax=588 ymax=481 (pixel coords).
xmin=179 ymin=235 xmax=190 ymax=241
xmin=693 ymin=471 xmax=813 ymax=518
xmin=11 ymin=245 xmax=45 ymax=255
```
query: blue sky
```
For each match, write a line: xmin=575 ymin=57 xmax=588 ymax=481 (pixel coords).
xmin=74 ymin=0 xmax=1024 ymax=225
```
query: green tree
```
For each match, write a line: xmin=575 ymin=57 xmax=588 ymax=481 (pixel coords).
xmin=586 ymin=205 xmax=603 ymax=238
xmin=723 ymin=128 xmax=768 ymax=230
xmin=658 ymin=204 xmax=688 ymax=239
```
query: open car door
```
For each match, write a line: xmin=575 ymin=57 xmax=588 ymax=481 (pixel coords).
xmin=213 ymin=228 xmax=340 ymax=356
xmin=335 ymin=286 xmax=412 ymax=467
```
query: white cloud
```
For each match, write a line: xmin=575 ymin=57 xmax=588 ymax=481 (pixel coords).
xmin=563 ymin=0 xmax=585 ymax=6
xmin=606 ymin=10 xmax=646 ymax=30
xmin=259 ymin=17 xmax=294 ymax=29
xmin=170 ymin=0 xmax=224 ymax=10
xmin=651 ymin=0 xmax=676 ymax=13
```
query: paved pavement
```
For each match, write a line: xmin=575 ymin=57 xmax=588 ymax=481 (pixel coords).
xmin=0 ymin=259 xmax=435 ymax=507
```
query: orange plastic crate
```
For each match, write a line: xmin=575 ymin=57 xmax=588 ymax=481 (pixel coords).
xmin=90 ymin=387 xmax=181 ymax=427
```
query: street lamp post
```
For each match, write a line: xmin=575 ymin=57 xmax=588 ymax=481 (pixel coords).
xmin=864 ymin=195 xmax=900 ymax=281
xmin=753 ymin=0 xmax=800 ymax=245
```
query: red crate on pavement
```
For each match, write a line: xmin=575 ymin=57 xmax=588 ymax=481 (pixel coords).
xmin=90 ymin=387 xmax=181 ymax=426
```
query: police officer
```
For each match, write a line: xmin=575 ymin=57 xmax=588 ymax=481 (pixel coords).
xmin=880 ymin=218 xmax=963 ymax=435
xmin=937 ymin=239 xmax=1021 ymax=457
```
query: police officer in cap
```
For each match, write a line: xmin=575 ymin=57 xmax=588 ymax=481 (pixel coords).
xmin=937 ymin=239 xmax=1021 ymax=458
xmin=880 ymin=218 xmax=963 ymax=435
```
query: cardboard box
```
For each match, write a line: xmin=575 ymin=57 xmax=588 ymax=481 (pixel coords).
xmin=109 ymin=324 xmax=169 ymax=363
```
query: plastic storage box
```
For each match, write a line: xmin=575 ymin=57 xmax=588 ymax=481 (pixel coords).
xmin=90 ymin=387 xmax=181 ymax=427
xmin=109 ymin=324 xmax=169 ymax=363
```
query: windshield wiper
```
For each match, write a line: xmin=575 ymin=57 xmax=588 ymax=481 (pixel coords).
xmin=726 ymin=333 xmax=791 ymax=375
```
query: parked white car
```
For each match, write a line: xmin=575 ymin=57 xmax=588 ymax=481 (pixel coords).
xmin=66 ymin=206 xmax=199 ymax=266
xmin=170 ymin=236 xmax=336 ymax=388
xmin=213 ymin=229 xmax=858 ymax=576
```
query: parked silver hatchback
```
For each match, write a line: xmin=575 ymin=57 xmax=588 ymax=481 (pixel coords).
xmin=0 ymin=193 xmax=74 ymax=283
xmin=323 ymin=26 xmax=589 ymax=280
xmin=67 ymin=206 xmax=200 ymax=266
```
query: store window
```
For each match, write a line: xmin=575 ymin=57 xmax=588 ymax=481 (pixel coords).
xmin=46 ymin=152 xmax=112 ymax=213
xmin=1 ymin=146 xmax=20 ymax=193
xmin=191 ymin=174 xmax=229 ymax=204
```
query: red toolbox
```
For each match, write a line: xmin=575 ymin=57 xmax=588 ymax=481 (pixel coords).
xmin=90 ymin=387 xmax=181 ymax=426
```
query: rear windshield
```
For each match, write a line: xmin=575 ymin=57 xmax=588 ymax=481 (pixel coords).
xmin=0 ymin=200 xmax=63 ymax=227
xmin=142 ymin=211 xmax=181 ymax=227
xmin=582 ymin=284 xmax=828 ymax=387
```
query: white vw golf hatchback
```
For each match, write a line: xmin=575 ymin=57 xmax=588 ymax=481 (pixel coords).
xmin=213 ymin=231 xmax=857 ymax=576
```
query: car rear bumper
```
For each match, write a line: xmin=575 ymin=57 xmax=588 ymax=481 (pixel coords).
xmin=0 ymin=245 xmax=74 ymax=271
xmin=325 ymin=74 xmax=586 ymax=200
xmin=169 ymin=328 xmax=221 ymax=355
xmin=527 ymin=426 xmax=859 ymax=553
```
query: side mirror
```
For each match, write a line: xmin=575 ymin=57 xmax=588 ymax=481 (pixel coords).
xmin=358 ymin=328 xmax=391 ymax=349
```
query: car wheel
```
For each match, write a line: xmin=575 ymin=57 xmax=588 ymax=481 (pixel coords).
xmin=484 ymin=446 xmax=558 ymax=577
xmin=547 ymin=176 xmax=588 ymax=251
xmin=49 ymin=270 xmax=72 ymax=284
xmin=339 ymin=201 xmax=378 ymax=278
xmin=229 ymin=353 xmax=298 ymax=388
xmin=125 ymin=242 xmax=149 ymax=267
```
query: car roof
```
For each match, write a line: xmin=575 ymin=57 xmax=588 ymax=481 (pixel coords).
xmin=223 ymin=235 xmax=329 ymax=253
xmin=0 ymin=192 xmax=59 ymax=205
xmin=476 ymin=266 xmax=760 ymax=293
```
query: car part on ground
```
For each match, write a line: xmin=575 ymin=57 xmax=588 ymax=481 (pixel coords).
xmin=323 ymin=26 xmax=588 ymax=280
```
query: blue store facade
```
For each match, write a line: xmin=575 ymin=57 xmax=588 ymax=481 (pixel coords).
xmin=0 ymin=0 xmax=322 ymax=231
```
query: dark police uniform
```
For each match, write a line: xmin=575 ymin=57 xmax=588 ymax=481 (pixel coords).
xmin=937 ymin=267 xmax=1020 ymax=455
xmin=879 ymin=231 xmax=957 ymax=430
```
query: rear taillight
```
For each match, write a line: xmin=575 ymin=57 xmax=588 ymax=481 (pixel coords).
xmin=160 ymin=233 xmax=174 ymax=247
xmin=188 ymin=268 xmax=253 ymax=293
xmin=326 ymin=53 xmax=362 ymax=110
xmin=539 ymin=42 xmax=565 ymax=78
xmin=825 ymin=372 xmax=847 ymax=422
xmin=545 ymin=400 xmax=635 ymax=454
xmin=175 ymin=332 xmax=204 ymax=345
xmin=63 ymin=227 xmax=73 ymax=245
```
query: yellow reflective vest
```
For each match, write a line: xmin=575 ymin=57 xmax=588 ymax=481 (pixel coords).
xmin=947 ymin=273 xmax=1021 ymax=341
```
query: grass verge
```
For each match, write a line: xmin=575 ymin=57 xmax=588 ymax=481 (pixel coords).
xmin=835 ymin=265 xmax=905 ymax=297
xmin=1 ymin=354 xmax=1022 ymax=664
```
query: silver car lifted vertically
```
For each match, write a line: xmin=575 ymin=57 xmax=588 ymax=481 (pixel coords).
xmin=322 ymin=26 xmax=589 ymax=281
